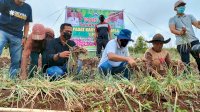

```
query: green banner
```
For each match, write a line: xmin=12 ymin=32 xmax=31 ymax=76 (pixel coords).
xmin=65 ymin=7 xmax=124 ymax=49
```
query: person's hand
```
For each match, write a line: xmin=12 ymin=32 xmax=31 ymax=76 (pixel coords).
xmin=199 ymin=53 xmax=200 ymax=58
xmin=180 ymin=27 xmax=186 ymax=35
xmin=59 ymin=51 xmax=71 ymax=58
xmin=127 ymin=57 xmax=136 ymax=67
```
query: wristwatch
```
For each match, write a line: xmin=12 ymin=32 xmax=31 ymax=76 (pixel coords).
xmin=57 ymin=53 xmax=60 ymax=58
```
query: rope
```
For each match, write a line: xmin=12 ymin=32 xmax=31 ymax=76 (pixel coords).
xmin=125 ymin=13 xmax=145 ymax=37
xmin=37 ymin=7 xmax=65 ymax=24
xmin=52 ymin=8 xmax=65 ymax=27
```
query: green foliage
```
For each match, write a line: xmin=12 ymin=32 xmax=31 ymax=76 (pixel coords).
xmin=133 ymin=36 xmax=148 ymax=53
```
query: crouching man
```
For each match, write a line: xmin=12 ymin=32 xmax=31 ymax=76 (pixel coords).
xmin=144 ymin=34 xmax=171 ymax=78
xmin=45 ymin=23 xmax=82 ymax=79
xmin=98 ymin=29 xmax=136 ymax=79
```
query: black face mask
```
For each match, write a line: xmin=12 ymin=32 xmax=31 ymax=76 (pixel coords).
xmin=120 ymin=39 xmax=129 ymax=47
xmin=63 ymin=32 xmax=72 ymax=40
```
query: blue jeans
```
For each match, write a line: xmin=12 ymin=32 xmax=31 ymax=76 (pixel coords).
xmin=98 ymin=61 xmax=130 ymax=79
xmin=46 ymin=60 xmax=83 ymax=79
xmin=0 ymin=30 xmax=22 ymax=79
xmin=29 ymin=51 xmax=47 ymax=78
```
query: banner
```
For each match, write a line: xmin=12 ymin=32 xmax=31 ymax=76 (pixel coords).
xmin=65 ymin=7 xmax=124 ymax=50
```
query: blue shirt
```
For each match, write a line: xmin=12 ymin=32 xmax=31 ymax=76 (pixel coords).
xmin=169 ymin=14 xmax=198 ymax=45
xmin=46 ymin=38 xmax=76 ymax=67
xmin=0 ymin=0 xmax=32 ymax=38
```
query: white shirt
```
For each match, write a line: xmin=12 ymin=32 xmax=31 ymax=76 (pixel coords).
xmin=67 ymin=17 xmax=79 ymax=26
xmin=98 ymin=39 xmax=129 ymax=67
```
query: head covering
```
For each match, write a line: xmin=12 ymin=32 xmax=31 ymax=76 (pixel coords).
xmin=146 ymin=33 xmax=171 ymax=44
xmin=174 ymin=0 xmax=186 ymax=10
xmin=45 ymin=28 xmax=55 ymax=38
xmin=114 ymin=29 xmax=133 ymax=41
xmin=31 ymin=24 xmax=45 ymax=40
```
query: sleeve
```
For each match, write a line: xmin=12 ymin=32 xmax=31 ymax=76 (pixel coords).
xmin=26 ymin=5 xmax=32 ymax=22
xmin=169 ymin=17 xmax=175 ymax=27
xmin=105 ymin=41 xmax=116 ymax=55
xmin=46 ymin=40 xmax=56 ymax=62
xmin=67 ymin=40 xmax=76 ymax=48
xmin=0 ymin=0 xmax=6 ymax=12
xmin=189 ymin=14 xmax=197 ymax=23
xmin=144 ymin=52 xmax=153 ymax=73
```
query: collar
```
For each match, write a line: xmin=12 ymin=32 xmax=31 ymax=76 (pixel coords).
xmin=57 ymin=37 xmax=67 ymax=46
xmin=176 ymin=14 xmax=186 ymax=18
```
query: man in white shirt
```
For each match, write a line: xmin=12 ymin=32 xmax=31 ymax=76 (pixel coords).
xmin=98 ymin=29 xmax=136 ymax=79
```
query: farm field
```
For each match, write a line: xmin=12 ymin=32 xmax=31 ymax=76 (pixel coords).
xmin=0 ymin=48 xmax=200 ymax=112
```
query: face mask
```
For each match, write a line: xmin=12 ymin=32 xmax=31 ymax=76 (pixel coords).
xmin=63 ymin=32 xmax=72 ymax=40
xmin=120 ymin=39 xmax=129 ymax=47
xmin=177 ymin=6 xmax=185 ymax=14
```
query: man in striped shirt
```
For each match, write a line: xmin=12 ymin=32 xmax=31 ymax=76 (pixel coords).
xmin=95 ymin=15 xmax=112 ymax=58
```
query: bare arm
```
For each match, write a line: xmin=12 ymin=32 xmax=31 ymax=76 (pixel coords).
xmin=169 ymin=24 xmax=186 ymax=36
xmin=23 ymin=22 xmax=30 ymax=38
xmin=22 ymin=22 xmax=30 ymax=46
xmin=20 ymin=37 xmax=32 ymax=80
xmin=108 ymin=30 xmax=112 ymax=40
xmin=192 ymin=21 xmax=200 ymax=29
xmin=108 ymin=52 xmax=136 ymax=67
xmin=94 ymin=31 xmax=98 ymax=43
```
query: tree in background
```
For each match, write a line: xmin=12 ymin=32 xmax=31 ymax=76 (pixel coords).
xmin=134 ymin=36 xmax=148 ymax=53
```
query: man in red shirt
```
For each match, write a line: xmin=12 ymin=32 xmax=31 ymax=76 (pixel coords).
xmin=95 ymin=15 xmax=112 ymax=58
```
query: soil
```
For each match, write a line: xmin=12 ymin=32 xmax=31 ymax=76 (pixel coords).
xmin=0 ymin=57 xmax=10 ymax=68
xmin=0 ymin=89 xmax=200 ymax=111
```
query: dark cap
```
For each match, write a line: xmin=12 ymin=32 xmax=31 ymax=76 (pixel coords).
xmin=174 ymin=0 xmax=186 ymax=10
xmin=146 ymin=33 xmax=171 ymax=44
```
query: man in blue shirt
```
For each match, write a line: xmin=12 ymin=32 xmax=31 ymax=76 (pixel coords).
xmin=0 ymin=0 xmax=32 ymax=78
xmin=169 ymin=0 xmax=200 ymax=72
xmin=46 ymin=23 xmax=82 ymax=80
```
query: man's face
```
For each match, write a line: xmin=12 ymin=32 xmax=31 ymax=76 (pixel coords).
xmin=61 ymin=26 xmax=72 ymax=34
xmin=15 ymin=0 xmax=25 ymax=5
xmin=118 ymin=39 xmax=129 ymax=48
xmin=152 ymin=41 xmax=163 ymax=52
xmin=61 ymin=26 xmax=73 ymax=40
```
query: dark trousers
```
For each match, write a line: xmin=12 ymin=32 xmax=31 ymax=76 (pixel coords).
xmin=96 ymin=39 xmax=109 ymax=58
xmin=29 ymin=51 xmax=47 ymax=78
xmin=177 ymin=40 xmax=200 ymax=72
